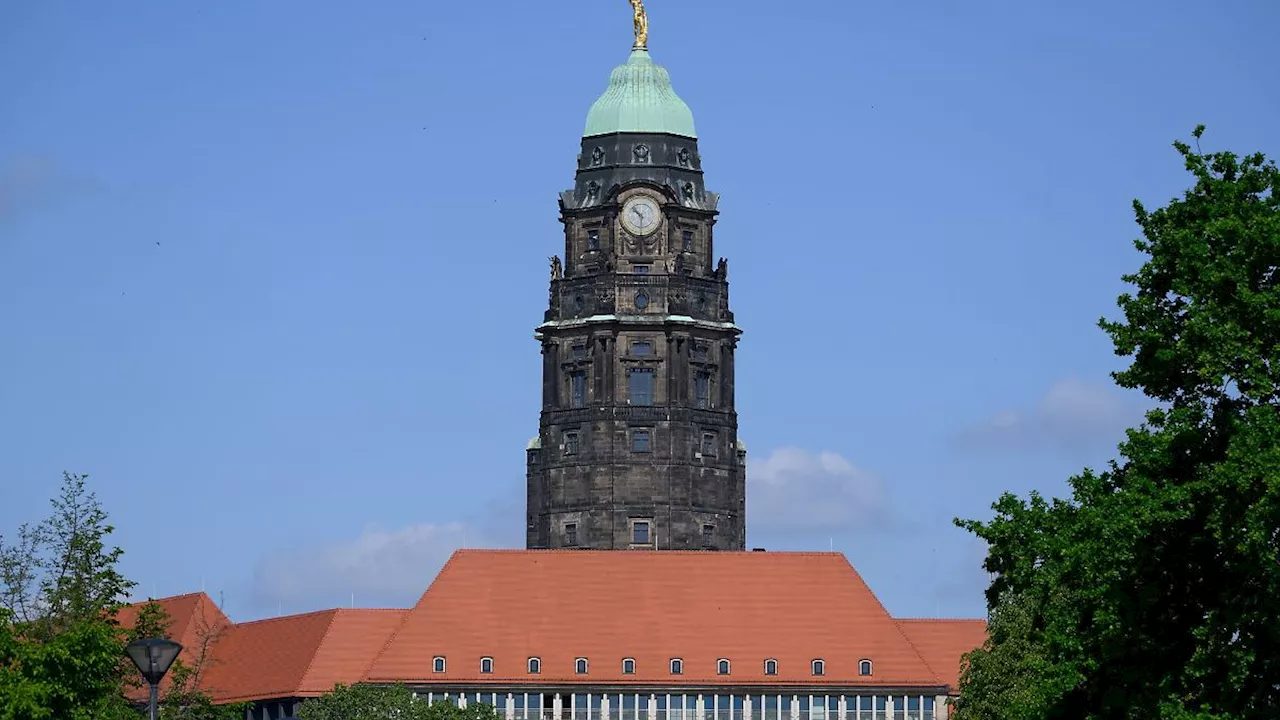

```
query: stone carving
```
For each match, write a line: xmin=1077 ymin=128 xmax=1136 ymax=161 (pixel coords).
xmin=633 ymin=144 xmax=650 ymax=164
xmin=677 ymin=147 xmax=691 ymax=167
xmin=586 ymin=180 xmax=601 ymax=203
xmin=550 ymin=255 xmax=563 ymax=280
xmin=716 ymin=257 xmax=728 ymax=279
xmin=681 ymin=181 xmax=695 ymax=203
xmin=591 ymin=146 xmax=605 ymax=167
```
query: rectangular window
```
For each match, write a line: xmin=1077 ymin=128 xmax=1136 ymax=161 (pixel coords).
xmin=695 ymin=371 xmax=711 ymax=408
xmin=571 ymin=344 xmax=587 ymax=360
xmin=569 ymin=371 xmax=586 ymax=408
xmin=631 ymin=520 xmax=651 ymax=545
xmin=564 ymin=523 xmax=578 ymax=547
xmin=633 ymin=264 xmax=651 ymax=274
xmin=701 ymin=432 xmax=717 ymax=457
xmin=702 ymin=524 xmax=714 ymax=546
xmin=628 ymin=368 xmax=654 ymax=406
xmin=631 ymin=429 xmax=651 ymax=452
xmin=691 ymin=342 xmax=709 ymax=362
xmin=564 ymin=431 xmax=580 ymax=456
xmin=630 ymin=341 xmax=652 ymax=357
xmin=587 ymin=229 xmax=600 ymax=250
xmin=682 ymin=229 xmax=694 ymax=251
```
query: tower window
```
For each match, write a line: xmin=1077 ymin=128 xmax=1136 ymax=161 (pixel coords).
xmin=859 ymin=659 xmax=873 ymax=676
xmin=433 ymin=656 xmax=446 ymax=673
xmin=717 ymin=658 xmax=730 ymax=675
xmin=631 ymin=429 xmax=651 ymax=453
xmin=528 ymin=657 xmax=541 ymax=674
xmin=569 ymin=371 xmax=586 ymax=408
xmin=630 ymin=341 xmax=652 ymax=356
xmin=764 ymin=659 xmax=777 ymax=676
xmin=670 ymin=658 xmax=683 ymax=675
xmin=811 ymin=659 xmax=825 ymax=676
xmin=631 ymin=519 xmax=652 ymax=545
xmin=628 ymin=368 xmax=654 ymax=406
xmin=633 ymin=264 xmax=651 ymax=274
xmin=622 ymin=658 xmax=636 ymax=674
xmin=565 ymin=523 xmax=578 ymax=547
xmin=634 ymin=291 xmax=650 ymax=310
xmin=576 ymin=657 xmax=589 ymax=674
xmin=563 ymin=431 xmax=580 ymax=456
xmin=572 ymin=344 xmax=587 ymax=360
xmin=695 ymin=371 xmax=711 ymax=408
xmin=701 ymin=432 xmax=717 ymax=457
xmin=682 ymin=229 xmax=694 ymax=251
xmin=587 ymin=229 xmax=600 ymax=251
xmin=480 ymin=657 xmax=493 ymax=674
xmin=691 ymin=342 xmax=709 ymax=361
xmin=702 ymin=524 xmax=714 ymax=547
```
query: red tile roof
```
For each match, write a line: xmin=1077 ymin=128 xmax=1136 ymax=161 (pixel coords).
xmin=895 ymin=619 xmax=988 ymax=692
xmin=366 ymin=550 xmax=945 ymax=689
xmin=118 ymin=592 xmax=232 ymax=700
xmin=126 ymin=551 xmax=986 ymax=705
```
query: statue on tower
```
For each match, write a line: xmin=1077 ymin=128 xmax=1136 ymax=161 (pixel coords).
xmin=628 ymin=0 xmax=648 ymax=49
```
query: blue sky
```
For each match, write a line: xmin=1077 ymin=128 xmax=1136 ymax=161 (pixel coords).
xmin=2 ymin=0 xmax=1277 ymax=622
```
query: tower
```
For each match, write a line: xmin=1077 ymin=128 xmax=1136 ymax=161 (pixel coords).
xmin=526 ymin=21 xmax=746 ymax=551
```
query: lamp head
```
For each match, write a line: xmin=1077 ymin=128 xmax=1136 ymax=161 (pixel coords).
xmin=126 ymin=637 xmax=183 ymax=685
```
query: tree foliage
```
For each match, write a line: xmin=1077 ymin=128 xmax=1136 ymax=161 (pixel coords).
xmin=953 ymin=127 xmax=1280 ymax=719
xmin=296 ymin=683 xmax=504 ymax=720
xmin=0 ymin=473 xmax=241 ymax=719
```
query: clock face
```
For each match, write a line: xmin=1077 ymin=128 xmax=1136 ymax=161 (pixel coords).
xmin=620 ymin=196 xmax=661 ymax=237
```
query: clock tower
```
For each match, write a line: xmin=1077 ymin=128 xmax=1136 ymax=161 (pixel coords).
xmin=525 ymin=31 xmax=747 ymax=551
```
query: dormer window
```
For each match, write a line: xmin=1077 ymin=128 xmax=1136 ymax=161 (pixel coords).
xmin=433 ymin=656 xmax=446 ymax=673
xmin=622 ymin=658 xmax=636 ymax=675
xmin=670 ymin=658 xmax=683 ymax=675
xmin=859 ymin=659 xmax=873 ymax=676
xmin=480 ymin=657 xmax=493 ymax=674
xmin=588 ymin=229 xmax=600 ymax=251
xmin=764 ymin=658 xmax=777 ymax=676
xmin=717 ymin=659 xmax=730 ymax=675
xmin=811 ymin=659 xmax=825 ymax=676
xmin=528 ymin=657 xmax=541 ymax=674
xmin=576 ymin=657 xmax=589 ymax=674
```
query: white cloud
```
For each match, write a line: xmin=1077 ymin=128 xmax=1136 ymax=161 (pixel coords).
xmin=960 ymin=377 xmax=1145 ymax=450
xmin=747 ymin=447 xmax=885 ymax=532
xmin=251 ymin=522 xmax=487 ymax=611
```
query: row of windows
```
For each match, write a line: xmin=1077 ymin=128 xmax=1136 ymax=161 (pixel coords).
xmin=431 ymin=657 xmax=873 ymax=677
xmin=565 ymin=359 xmax=714 ymax=409
xmin=562 ymin=430 xmax=720 ymax=457
xmin=417 ymin=692 xmax=937 ymax=720
xmin=563 ymin=520 xmax=716 ymax=548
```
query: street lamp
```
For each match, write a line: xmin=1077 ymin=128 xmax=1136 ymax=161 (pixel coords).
xmin=126 ymin=637 xmax=183 ymax=720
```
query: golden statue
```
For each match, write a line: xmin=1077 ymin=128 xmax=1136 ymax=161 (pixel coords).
xmin=628 ymin=0 xmax=648 ymax=49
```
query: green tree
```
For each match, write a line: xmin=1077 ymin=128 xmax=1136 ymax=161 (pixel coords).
xmin=954 ymin=127 xmax=1280 ymax=719
xmin=297 ymin=683 xmax=503 ymax=720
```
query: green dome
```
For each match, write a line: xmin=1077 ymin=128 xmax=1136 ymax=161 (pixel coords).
xmin=583 ymin=49 xmax=696 ymax=139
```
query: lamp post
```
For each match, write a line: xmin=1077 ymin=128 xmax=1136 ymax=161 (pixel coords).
xmin=126 ymin=637 xmax=183 ymax=720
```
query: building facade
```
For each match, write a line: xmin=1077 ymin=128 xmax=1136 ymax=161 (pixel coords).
xmin=525 ymin=45 xmax=747 ymax=552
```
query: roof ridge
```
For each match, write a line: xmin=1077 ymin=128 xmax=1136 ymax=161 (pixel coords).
xmin=363 ymin=550 xmax=465 ymax=680
xmin=835 ymin=554 xmax=944 ymax=688
xmin=296 ymin=609 xmax=344 ymax=693
xmin=896 ymin=618 xmax=987 ymax=624
xmin=232 ymin=607 xmax=340 ymax=628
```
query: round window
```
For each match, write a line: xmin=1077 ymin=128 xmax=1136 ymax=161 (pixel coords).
xmin=635 ymin=292 xmax=649 ymax=310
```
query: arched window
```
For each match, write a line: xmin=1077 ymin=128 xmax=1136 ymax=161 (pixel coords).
xmin=670 ymin=658 xmax=683 ymax=675
xmin=480 ymin=657 xmax=493 ymax=674
xmin=717 ymin=658 xmax=731 ymax=675
xmin=432 ymin=656 xmax=446 ymax=673
xmin=811 ymin=658 xmax=825 ymax=676
xmin=575 ymin=657 xmax=589 ymax=675
xmin=528 ymin=657 xmax=541 ymax=674
xmin=764 ymin=658 xmax=778 ymax=676
xmin=622 ymin=658 xmax=636 ymax=675
xmin=859 ymin=659 xmax=873 ymax=676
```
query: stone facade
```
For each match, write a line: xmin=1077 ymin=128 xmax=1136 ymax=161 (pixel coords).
xmin=526 ymin=132 xmax=747 ymax=551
